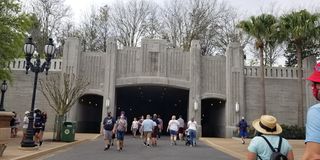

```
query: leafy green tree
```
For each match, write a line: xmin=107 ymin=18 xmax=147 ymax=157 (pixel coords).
xmin=238 ymin=14 xmax=277 ymax=115
xmin=0 ymin=0 xmax=31 ymax=81
xmin=284 ymin=39 xmax=319 ymax=67
xmin=279 ymin=10 xmax=320 ymax=127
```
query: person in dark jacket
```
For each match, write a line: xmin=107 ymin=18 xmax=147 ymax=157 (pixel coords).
xmin=238 ymin=116 xmax=248 ymax=144
xmin=34 ymin=109 xmax=44 ymax=146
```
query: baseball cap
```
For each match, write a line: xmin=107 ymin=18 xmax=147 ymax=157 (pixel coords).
xmin=307 ymin=63 xmax=320 ymax=83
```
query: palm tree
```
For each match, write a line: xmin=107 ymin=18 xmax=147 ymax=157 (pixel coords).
xmin=279 ymin=10 xmax=320 ymax=127
xmin=238 ymin=14 xmax=278 ymax=115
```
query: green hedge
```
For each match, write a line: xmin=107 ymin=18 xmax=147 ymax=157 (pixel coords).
xmin=280 ymin=124 xmax=305 ymax=139
xmin=233 ymin=124 xmax=305 ymax=139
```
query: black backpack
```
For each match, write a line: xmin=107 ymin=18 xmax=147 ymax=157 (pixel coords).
xmin=257 ymin=136 xmax=288 ymax=160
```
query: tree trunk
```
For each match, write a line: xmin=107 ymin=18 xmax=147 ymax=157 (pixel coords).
xmin=53 ymin=114 xmax=66 ymax=141
xmin=296 ymin=46 xmax=304 ymax=127
xmin=260 ymin=47 xmax=266 ymax=115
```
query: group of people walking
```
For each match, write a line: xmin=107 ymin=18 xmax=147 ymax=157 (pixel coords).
xmin=22 ymin=108 xmax=47 ymax=146
xmin=99 ymin=61 xmax=320 ymax=159
xmin=9 ymin=108 xmax=47 ymax=146
xmin=102 ymin=112 xmax=198 ymax=151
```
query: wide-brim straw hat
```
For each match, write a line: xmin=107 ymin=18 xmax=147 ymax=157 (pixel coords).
xmin=252 ymin=115 xmax=282 ymax=135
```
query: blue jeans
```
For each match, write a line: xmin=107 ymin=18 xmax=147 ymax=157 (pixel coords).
xmin=189 ymin=129 xmax=196 ymax=146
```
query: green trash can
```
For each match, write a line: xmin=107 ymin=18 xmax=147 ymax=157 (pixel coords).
xmin=61 ymin=122 xmax=76 ymax=142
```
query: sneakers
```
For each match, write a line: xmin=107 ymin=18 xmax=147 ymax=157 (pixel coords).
xmin=241 ymin=140 xmax=245 ymax=144
xmin=39 ymin=141 xmax=43 ymax=146
xmin=104 ymin=144 xmax=110 ymax=151
xmin=143 ymin=142 xmax=147 ymax=146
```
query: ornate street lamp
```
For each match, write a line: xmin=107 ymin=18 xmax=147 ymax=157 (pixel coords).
xmin=0 ymin=80 xmax=8 ymax=111
xmin=21 ymin=37 xmax=55 ymax=147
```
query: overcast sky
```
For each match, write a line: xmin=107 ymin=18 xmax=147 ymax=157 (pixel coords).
xmin=65 ymin=0 xmax=320 ymax=22
xmin=63 ymin=0 xmax=320 ymax=66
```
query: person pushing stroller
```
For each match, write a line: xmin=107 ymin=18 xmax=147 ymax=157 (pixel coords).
xmin=186 ymin=117 xmax=197 ymax=147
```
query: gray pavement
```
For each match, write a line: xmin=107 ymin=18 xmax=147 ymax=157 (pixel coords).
xmin=39 ymin=136 xmax=237 ymax=160
xmin=2 ymin=131 xmax=306 ymax=160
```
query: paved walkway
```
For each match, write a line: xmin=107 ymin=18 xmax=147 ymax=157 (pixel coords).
xmin=1 ymin=131 xmax=306 ymax=160
xmin=201 ymin=137 xmax=306 ymax=160
xmin=42 ymin=136 xmax=237 ymax=160
xmin=2 ymin=131 xmax=98 ymax=160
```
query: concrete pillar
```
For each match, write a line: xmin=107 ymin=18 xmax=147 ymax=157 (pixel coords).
xmin=303 ymin=56 xmax=317 ymax=122
xmin=103 ymin=38 xmax=118 ymax=118
xmin=225 ymin=42 xmax=245 ymax=137
xmin=61 ymin=38 xmax=81 ymax=122
xmin=189 ymin=40 xmax=202 ymax=137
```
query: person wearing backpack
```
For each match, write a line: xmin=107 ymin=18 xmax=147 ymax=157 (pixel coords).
xmin=102 ymin=112 xmax=115 ymax=151
xmin=247 ymin=115 xmax=294 ymax=160
xmin=302 ymin=62 xmax=320 ymax=160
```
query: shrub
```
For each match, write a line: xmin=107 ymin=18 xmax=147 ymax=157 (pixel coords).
xmin=280 ymin=124 xmax=305 ymax=139
xmin=233 ymin=124 xmax=305 ymax=139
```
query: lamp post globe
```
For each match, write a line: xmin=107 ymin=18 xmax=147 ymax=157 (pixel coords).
xmin=0 ymin=80 xmax=8 ymax=111
xmin=21 ymin=37 xmax=55 ymax=148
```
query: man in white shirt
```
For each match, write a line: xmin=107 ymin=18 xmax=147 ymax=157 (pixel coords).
xmin=22 ymin=111 xmax=29 ymax=141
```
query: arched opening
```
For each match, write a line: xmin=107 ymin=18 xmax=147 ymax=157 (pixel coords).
xmin=76 ymin=94 xmax=103 ymax=133
xmin=201 ymin=98 xmax=225 ymax=137
xmin=115 ymin=85 xmax=189 ymax=133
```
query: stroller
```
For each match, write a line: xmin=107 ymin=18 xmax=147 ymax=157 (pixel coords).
xmin=185 ymin=129 xmax=192 ymax=146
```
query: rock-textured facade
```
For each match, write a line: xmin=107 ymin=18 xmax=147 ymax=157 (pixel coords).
xmin=5 ymin=38 xmax=317 ymax=137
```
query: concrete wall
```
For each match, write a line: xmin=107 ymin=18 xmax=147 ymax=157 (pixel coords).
xmin=5 ymin=70 xmax=61 ymax=131
xmin=244 ymin=77 xmax=301 ymax=125
xmin=4 ymin=38 xmax=316 ymax=137
xmin=200 ymin=56 xmax=226 ymax=100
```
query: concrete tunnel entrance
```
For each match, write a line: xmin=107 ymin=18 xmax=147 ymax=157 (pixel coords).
xmin=76 ymin=94 xmax=103 ymax=133
xmin=115 ymin=85 xmax=189 ymax=134
xmin=201 ymin=98 xmax=226 ymax=137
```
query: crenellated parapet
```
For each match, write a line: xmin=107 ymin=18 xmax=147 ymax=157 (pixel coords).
xmin=9 ymin=58 xmax=62 ymax=71
xmin=244 ymin=66 xmax=301 ymax=79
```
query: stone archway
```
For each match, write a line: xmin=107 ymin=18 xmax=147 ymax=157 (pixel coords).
xmin=201 ymin=98 xmax=226 ymax=137
xmin=76 ymin=94 xmax=103 ymax=133
xmin=115 ymin=85 xmax=189 ymax=133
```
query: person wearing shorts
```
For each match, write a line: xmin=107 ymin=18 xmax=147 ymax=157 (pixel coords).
xmin=142 ymin=114 xmax=155 ymax=147
xmin=102 ymin=112 xmax=115 ymax=151
xmin=151 ymin=114 xmax=160 ymax=146
xmin=167 ymin=115 xmax=180 ymax=145
xmin=113 ymin=115 xmax=127 ymax=151
xmin=177 ymin=115 xmax=185 ymax=141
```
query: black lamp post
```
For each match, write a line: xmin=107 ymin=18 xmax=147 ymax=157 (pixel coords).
xmin=21 ymin=37 xmax=55 ymax=147
xmin=0 ymin=80 xmax=8 ymax=111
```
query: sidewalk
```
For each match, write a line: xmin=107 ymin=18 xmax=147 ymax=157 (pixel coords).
xmin=2 ymin=132 xmax=306 ymax=160
xmin=201 ymin=137 xmax=306 ymax=160
xmin=1 ymin=131 xmax=99 ymax=160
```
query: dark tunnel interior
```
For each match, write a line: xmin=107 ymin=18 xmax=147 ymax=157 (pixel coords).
xmin=115 ymin=85 xmax=189 ymax=134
